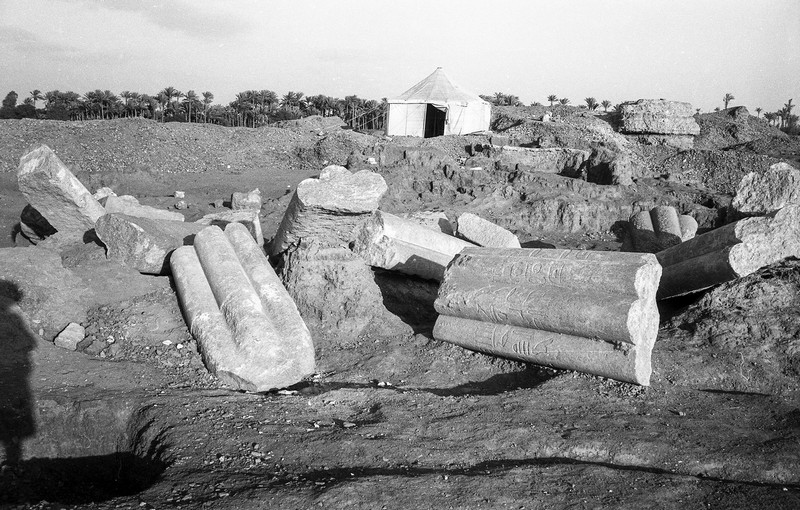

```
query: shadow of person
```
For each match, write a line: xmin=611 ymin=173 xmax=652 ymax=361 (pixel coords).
xmin=0 ymin=281 xmax=36 ymax=468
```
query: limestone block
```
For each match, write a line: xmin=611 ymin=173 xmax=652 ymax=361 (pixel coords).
xmin=319 ymin=164 xmax=351 ymax=180
xmin=17 ymin=145 xmax=106 ymax=238
xmin=731 ymin=162 xmax=800 ymax=217
xmin=457 ymin=212 xmax=520 ymax=248
xmin=269 ymin=168 xmax=387 ymax=256
xmin=104 ymin=195 xmax=185 ymax=222
xmin=231 ymin=188 xmax=262 ymax=210
xmin=628 ymin=206 xmax=696 ymax=253
xmin=95 ymin=213 xmax=204 ymax=275
xmin=656 ymin=205 xmax=800 ymax=299
xmin=352 ymin=211 xmax=475 ymax=281
xmin=400 ymin=211 xmax=454 ymax=235
xmin=619 ymin=99 xmax=700 ymax=135
xmin=171 ymin=224 xmax=315 ymax=391
xmin=54 ymin=323 xmax=85 ymax=351
xmin=197 ymin=209 xmax=263 ymax=247
xmin=433 ymin=247 xmax=661 ymax=385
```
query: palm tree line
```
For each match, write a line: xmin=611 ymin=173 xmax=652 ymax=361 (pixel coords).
xmin=0 ymin=87 xmax=388 ymax=130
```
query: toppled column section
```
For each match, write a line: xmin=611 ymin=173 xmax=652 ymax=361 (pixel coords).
xmin=353 ymin=210 xmax=475 ymax=281
xmin=197 ymin=209 xmax=263 ymax=247
xmin=269 ymin=167 xmax=387 ymax=256
xmin=17 ymin=145 xmax=106 ymax=238
xmin=628 ymin=205 xmax=696 ymax=252
xmin=456 ymin=212 xmax=521 ymax=248
xmin=104 ymin=195 xmax=185 ymax=222
xmin=434 ymin=248 xmax=662 ymax=385
xmin=171 ymin=223 xmax=315 ymax=391
xmin=656 ymin=204 xmax=800 ymax=299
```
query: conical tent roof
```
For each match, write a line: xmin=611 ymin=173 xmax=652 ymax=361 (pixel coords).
xmin=390 ymin=68 xmax=484 ymax=104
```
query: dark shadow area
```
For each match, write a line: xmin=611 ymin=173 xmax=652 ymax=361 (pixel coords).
xmin=0 ymin=280 xmax=167 ymax=505
xmin=19 ymin=204 xmax=56 ymax=241
xmin=520 ymin=240 xmax=557 ymax=249
xmin=0 ymin=282 xmax=35 ymax=468
xmin=286 ymin=365 xmax=558 ymax=398
xmin=268 ymin=456 xmax=800 ymax=493
xmin=0 ymin=452 xmax=166 ymax=505
xmin=373 ymin=268 xmax=439 ymax=334
xmin=699 ymin=389 xmax=772 ymax=397
xmin=657 ymin=291 xmax=707 ymax=321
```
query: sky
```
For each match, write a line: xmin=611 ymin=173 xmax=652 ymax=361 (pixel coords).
xmin=0 ymin=0 xmax=797 ymax=112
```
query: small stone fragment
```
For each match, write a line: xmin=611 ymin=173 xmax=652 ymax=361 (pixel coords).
xmin=174 ymin=191 xmax=185 ymax=199
xmin=231 ymin=188 xmax=262 ymax=210
xmin=93 ymin=187 xmax=117 ymax=201
xmin=54 ymin=322 xmax=85 ymax=351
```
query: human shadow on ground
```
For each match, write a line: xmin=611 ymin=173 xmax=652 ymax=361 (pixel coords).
xmin=0 ymin=279 xmax=166 ymax=505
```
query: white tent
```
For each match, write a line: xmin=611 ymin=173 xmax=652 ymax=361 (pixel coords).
xmin=386 ymin=68 xmax=491 ymax=137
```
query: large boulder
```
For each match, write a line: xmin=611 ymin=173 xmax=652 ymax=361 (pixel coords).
xmin=95 ymin=214 xmax=204 ymax=275
xmin=17 ymin=145 xmax=106 ymax=239
xmin=731 ymin=162 xmax=800 ymax=218
xmin=269 ymin=167 xmax=387 ymax=256
xmin=619 ymin=99 xmax=700 ymax=136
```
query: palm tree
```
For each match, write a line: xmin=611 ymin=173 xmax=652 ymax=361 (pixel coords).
xmin=29 ymin=89 xmax=43 ymax=109
xmin=202 ymin=91 xmax=214 ymax=123
xmin=755 ymin=107 xmax=762 ymax=118
xmin=601 ymin=100 xmax=612 ymax=112
xmin=584 ymin=97 xmax=599 ymax=110
xmin=781 ymin=99 xmax=795 ymax=129
xmin=120 ymin=91 xmax=132 ymax=117
xmin=559 ymin=98 xmax=570 ymax=105
xmin=723 ymin=93 xmax=734 ymax=109
xmin=714 ymin=106 xmax=721 ymax=112
xmin=183 ymin=90 xmax=199 ymax=123
xmin=547 ymin=94 xmax=558 ymax=107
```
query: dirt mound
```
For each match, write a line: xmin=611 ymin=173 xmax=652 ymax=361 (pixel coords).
xmin=659 ymin=149 xmax=782 ymax=194
xmin=694 ymin=107 xmax=787 ymax=150
xmin=0 ymin=118 xmax=362 ymax=176
xmin=272 ymin=115 xmax=347 ymax=132
xmin=724 ymin=134 xmax=800 ymax=167
xmin=660 ymin=259 xmax=800 ymax=395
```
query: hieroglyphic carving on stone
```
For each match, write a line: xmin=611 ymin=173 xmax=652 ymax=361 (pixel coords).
xmin=433 ymin=247 xmax=661 ymax=385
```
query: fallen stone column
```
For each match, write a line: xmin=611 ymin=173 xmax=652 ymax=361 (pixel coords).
xmin=104 ymin=195 xmax=185 ymax=222
xmin=269 ymin=167 xmax=387 ymax=256
xmin=628 ymin=205 xmax=696 ymax=253
xmin=433 ymin=247 xmax=661 ymax=385
xmin=434 ymin=316 xmax=653 ymax=386
xmin=656 ymin=205 xmax=800 ymax=299
xmin=456 ymin=212 xmax=521 ymax=248
xmin=196 ymin=209 xmax=263 ymax=247
xmin=17 ymin=145 xmax=106 ymax=239
xmin=353 ymin=210 xmax=475 ymax=281
xmin=171 ymin=225 xmax=315 ymax=391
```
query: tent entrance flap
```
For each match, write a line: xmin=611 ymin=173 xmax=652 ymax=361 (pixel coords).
xmin=424 ymin=104 xmax=446 ymax=138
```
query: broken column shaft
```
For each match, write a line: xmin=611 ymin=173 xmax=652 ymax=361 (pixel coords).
xmin=656 ymin=204 xmax=800 ymax=299
xmin=433 ymin=247 xmax=661 ymax=385
xmin=353 ymin=210 xmax=476 ymax=281
xmin=171 ymin=223 xmax=315 ymax=391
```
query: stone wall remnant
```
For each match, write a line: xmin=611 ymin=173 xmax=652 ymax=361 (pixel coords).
xmin=171 ymin=223 xmax=315 ymax=391
xmin=433 ymin=248 xmax=662 ymax=385
xmin=656 ymin=205 xmax=800 ymax=299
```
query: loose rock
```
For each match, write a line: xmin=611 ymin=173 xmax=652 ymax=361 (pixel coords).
xmin=456 ymin=212 xmax=521 ymax=248
xmin=54 ymin=322 xmax=85 ymax=351
xmin=731 ymin=162 xmax=800 ymax=217
xmin=104 ymin=195 xmax=186 ymax=222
